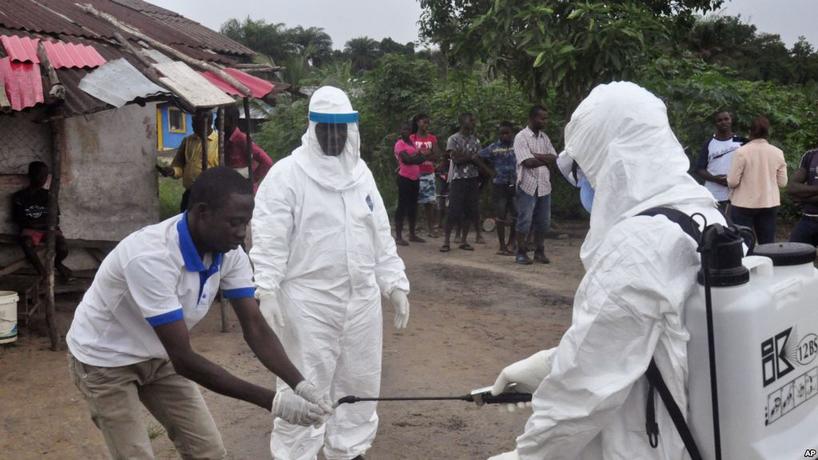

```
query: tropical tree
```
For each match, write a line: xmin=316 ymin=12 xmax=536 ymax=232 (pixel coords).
xmin=287 ymin=26 xmax=334 ymax=66
xmin=419 ymin=0 xmax=724 ymax=111
xmin=344 ymin=37 xmax=381 ymax=72
xmin=220 ymin=18 xmax=294 ymax=63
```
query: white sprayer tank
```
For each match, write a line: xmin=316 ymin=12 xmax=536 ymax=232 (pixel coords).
xmin=0 ymin=290 xmax=19 ymax=344
xmin=686 ymin=242 xmax=818 ymax=459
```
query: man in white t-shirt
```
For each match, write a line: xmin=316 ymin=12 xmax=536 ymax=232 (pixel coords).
xmin=66 ymin=167 xmax=333 ymax=459
xmin=695 ymin=110 xmax=747 ymax=215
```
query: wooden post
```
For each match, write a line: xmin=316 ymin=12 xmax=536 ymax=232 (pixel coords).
xmin=217 ymin=107 xmax=226 ymax=166
xmin=217 ymin=107 xmax=229 ymax=333
xmin=200 ymin=111 xmax=209 ymax=173
xmin=45 ymin=117 xmax=64 ymax=351
xmin=243 ymin=98 xmax=253 ymax=194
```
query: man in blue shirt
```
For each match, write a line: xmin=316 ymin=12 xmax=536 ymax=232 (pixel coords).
xmin=480 ymin=122 xmax=518 ymax=255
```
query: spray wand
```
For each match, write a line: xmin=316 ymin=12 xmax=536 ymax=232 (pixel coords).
xmin=337 ymin=386 xmax=532 ymax=407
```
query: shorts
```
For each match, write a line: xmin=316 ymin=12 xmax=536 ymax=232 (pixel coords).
xmin=21 ymin=228 xmax=63 ymax=246
xmin=491 ymin=183 xmax=516 ymax=223
xmin=418 ymin=173 xmax=436 ymax=204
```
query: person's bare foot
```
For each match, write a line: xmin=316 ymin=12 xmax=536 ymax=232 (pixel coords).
xmin=395 ymin=238 xmax=409 ymax=246
xmin=409 ymin=235 xmax=426 ymax=243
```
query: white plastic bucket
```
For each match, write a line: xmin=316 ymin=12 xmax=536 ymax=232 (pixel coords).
xmin=0 ymin=291 xmax=19 ymax=344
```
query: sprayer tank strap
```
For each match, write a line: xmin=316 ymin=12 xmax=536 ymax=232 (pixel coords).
xmin=636 ymin=208 xmax=703 ymax=459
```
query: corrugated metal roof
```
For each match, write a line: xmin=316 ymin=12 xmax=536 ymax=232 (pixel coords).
xmin=153 ymin=61 xmax=234 ymax=108
xmin=140 ymin=13 xmax=255 ymax=57
xmin=57 ymin=67 xmax=113 ymax=115
xmin=200 ymin=68 xmax=276 ymax=99
xmin=0 ymin=34 xmax=39 ymax=63
xmin=0 ymin=0 xmax=253 ymax=61
xmin=110 ymin=0 xmax=254 ymax=56
xmin=79 ymin=57 xmax=165 ymax=107
xmin=0 ymin=57 xmax=44 ymax=110
xmin=43 ymin=40 xmax=107 ymax=69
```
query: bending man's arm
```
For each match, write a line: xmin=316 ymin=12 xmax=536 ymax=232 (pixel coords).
xmin=154 ymin=321 xmax=276 ymax=410
xmin=232 ymin=297 xmax=303 ymax=388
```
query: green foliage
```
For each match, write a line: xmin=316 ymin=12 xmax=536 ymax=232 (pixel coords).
xmin=685 ymin=16 xmax=818 ymax=85
xmin=255 ymin=97 xmax=309 ymax=163
xmin=638 ymin=56 xmax=818 ymax=218
xmin=158 ymin=177 xmax=184 ymax=220
xmin=253 ymin=57 xmax=567 ymax=214
xmin=458 ymin=1 xmax=667 ymax=107
xmin=220 ymin=18 xmax=332 ymax=66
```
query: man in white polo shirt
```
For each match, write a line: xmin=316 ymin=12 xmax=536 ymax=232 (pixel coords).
xmin=66 ymin=167 xmax=332 ymax=459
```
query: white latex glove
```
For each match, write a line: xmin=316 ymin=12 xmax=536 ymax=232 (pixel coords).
xmin=295 ymin=380 xmax=334 ymax=415
xmin=258 ymin=294 xmax=284 ymax=329
xmin=488 ymin=450 xmax=520 ymax=460
xmin=388 ymin=289 xmax=410 ymax=329
xmin=272 ymin=389 xmax=328 ymax=427
xmin=491 ymin=349 xmax=555 ymax=396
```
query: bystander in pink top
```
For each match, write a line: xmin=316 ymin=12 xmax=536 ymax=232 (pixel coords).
xmin=394 ymin=138 xmax=421 ymax=181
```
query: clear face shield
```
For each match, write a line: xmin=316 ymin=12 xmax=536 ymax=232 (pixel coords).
xmin=308 ymin=111 xmax=360 ymax=157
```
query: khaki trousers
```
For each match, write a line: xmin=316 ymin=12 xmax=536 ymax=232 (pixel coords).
xmin=68 ymin=354 xmax=226 ymax=460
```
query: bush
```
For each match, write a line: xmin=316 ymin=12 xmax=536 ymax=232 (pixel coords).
xmin=639 ymin=56 xmax=818 ymax=219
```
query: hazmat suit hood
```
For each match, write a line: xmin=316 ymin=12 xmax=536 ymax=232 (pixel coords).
xmin=293 ymin=86 xmax=367 ymax=191
xmin=563 ymin=81 xmax=717 ymax=268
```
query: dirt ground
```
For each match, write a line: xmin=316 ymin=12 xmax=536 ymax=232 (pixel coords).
xmin=0 ymin=221 xmax=588 ymax=460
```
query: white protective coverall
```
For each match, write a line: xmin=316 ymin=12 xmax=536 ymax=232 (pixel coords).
xmin=251 ymin=86 xmax=410 ymax=460
xmin=490 ymin=82 xmax=725 ymax=460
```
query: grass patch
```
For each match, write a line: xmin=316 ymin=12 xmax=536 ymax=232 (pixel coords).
xmin=159 ymin=177 xmax=184 ymax=220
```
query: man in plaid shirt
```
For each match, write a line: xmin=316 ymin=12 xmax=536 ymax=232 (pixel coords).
xmin=513 ymin=106 xmax=558 ymax=265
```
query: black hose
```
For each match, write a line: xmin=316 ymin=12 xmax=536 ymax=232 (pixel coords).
xmin=701 ymin=229 xmax=723 ymax=460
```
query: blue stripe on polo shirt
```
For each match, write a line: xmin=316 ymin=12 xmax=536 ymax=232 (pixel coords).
xmin=146 ymin=308 xmax=184 ymax=327
xmin=223 ymin=287 xmax=256 ymax=299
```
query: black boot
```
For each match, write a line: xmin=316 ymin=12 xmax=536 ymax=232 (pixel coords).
xmin=533 ymin=232 xmax=550 ymax=264
xmin=515 ymin=233 xmax=532 ymax=265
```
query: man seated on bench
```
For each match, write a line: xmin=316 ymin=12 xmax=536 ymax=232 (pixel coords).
xmin=11 ymin=161 xmax=72 ymax=281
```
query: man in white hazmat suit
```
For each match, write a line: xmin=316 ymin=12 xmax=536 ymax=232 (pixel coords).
xmin=487 ymin=82 xmax=724 ymax=460
xmin=250 ymin=86 xmax=410 ymax=460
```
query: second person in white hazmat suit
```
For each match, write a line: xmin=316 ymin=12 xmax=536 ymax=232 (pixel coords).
xmin=250 ymin=86 xmax=410 ymax=460
xmin=488 ymin=82 xmax=724 ymax=460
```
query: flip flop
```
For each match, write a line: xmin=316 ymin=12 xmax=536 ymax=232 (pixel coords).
xmin=459 ymin=243 xmax=474 ymax=251
xmin=439 ymin=244 xmax=451 ymax=252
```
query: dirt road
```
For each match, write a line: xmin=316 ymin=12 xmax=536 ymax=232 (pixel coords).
xmin=0 ymin=223 xmax=587 ymax=459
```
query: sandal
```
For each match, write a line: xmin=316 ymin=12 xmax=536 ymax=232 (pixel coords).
xmin=395 ymin=238 xmax=409 ymax=246
xmin=439 ymin=244 xmax=451 ymax=252
xmin=496 ymin=248 xmax=513 ymax=256
xmin=459 ymin=243 xmax=474 ymax=251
